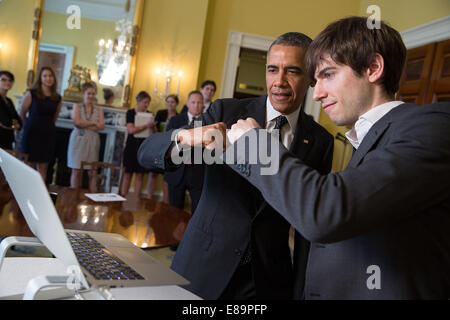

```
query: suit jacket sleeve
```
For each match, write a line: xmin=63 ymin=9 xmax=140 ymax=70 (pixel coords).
xmin=225 ymin=106 xmax=450 ymax=244
xmin=317 ymin=132 xmax=333 ymax=175
xmin=137 ymin=99 xmax=225 ymax=171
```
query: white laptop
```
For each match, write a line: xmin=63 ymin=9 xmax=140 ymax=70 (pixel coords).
xmin=0 ymin=148 xmax=189 ymax=292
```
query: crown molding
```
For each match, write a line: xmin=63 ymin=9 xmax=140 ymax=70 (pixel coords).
xmin=401 ymin=16 xmax=450 ymax=49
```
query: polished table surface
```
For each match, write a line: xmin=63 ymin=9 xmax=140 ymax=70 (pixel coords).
xmin=0 ymin=185 xmax=191 ymax=249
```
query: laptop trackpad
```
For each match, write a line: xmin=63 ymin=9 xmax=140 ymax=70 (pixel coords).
xmin=91 ymin=232 xmax=134 ymax=247
xmin=113 ymin=247 xmax=156 ymax=264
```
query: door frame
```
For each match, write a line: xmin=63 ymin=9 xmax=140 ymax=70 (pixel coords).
xmin=39 ymin=43 xmax=75 ymax=95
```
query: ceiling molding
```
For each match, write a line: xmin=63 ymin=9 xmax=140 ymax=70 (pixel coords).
xmin=44 ymin=0 xmax=135 ymax=22
xmin=401 ymin=16 xmax=450 ymax=49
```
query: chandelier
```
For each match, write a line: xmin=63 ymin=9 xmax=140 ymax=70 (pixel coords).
xmin=96 ymin=18 xmax=133 ymax=87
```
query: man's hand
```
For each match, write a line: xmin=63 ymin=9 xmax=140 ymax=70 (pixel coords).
xmin=178 ymin=122 xmax=227 ymax=149
xmin=227 ymin=118 xmax=260 ymax=144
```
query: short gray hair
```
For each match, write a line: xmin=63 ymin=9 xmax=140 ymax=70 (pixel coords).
xmin=268 ymin=32 xmax=312 ymax=53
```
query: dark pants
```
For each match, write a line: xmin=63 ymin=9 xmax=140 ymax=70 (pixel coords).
xmin=219 ymin=262 xmax=256 ymax=300
xmin=168 ymin=166 xmax=203 ymax=214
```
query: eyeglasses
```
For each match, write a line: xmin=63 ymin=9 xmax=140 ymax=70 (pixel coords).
xmin=0 ymin=78 xmax=14 ymax=83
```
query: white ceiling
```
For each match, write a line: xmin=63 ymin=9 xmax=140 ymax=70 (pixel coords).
xmin=44 ymin=0 xmax=135 ymax=22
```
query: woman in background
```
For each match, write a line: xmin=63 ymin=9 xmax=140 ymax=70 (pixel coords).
xmin=67 ymin=82 xmax=105 ymax=192
xmin=121 ymin=91 xmax=156 ymax=196
xmin=154 ymin=94 xmax=178 ymax=132
xmin=0 ymin=70 xmax=22 ymax=150
xmin=103 ymin=88 xmax=114 ymax=106
xmin=149 ymin=94 xmax=179 ymax=202
xmin=20 ymin=66 xmax=61 ymax=181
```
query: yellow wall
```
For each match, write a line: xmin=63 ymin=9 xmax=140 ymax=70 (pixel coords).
xmin=0 ymin=0 xmax=36 ymax=102
xmin=132 ymin=0 xmax=210 ymax=113
xmin=360 ymin=0 xmax=450 ymax=31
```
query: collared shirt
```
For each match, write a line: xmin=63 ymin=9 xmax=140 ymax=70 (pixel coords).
xmin=265 ymin=97 xmax=301 ymax=149
xmin=203 ymin=101 xmax=212 ymax=113
xmin=345 ymin=101 xmax=404 ymax=149
xmin=187 ymin=111 xmax=200 ymax=125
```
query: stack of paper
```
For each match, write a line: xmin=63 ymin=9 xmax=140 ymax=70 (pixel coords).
xmin=134 ymin=112 xmax=154 ymax=138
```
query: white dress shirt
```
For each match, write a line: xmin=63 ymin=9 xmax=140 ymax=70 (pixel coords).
xmin=203 ymin=101 xmax=212 ymax=113
xmin=266 ymin=97 xmax=301 ymax=149
xmin=346 ymin=101 xmax=404 ymax=149
xmin=187 ymin=111 xmax=197 ymax=125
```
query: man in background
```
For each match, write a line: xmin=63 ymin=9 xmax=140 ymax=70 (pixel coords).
xmin=181 ymin=80 xmax=216 ymax=114
xmin=164 ymin=90 xmax=205 ymax=214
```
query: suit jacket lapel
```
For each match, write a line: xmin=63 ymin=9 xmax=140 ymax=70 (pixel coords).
xmin=347 ymin=114 xmax=391 ymax=168
xmin=290 ymin=110 xmax=314 ymax=159
xmin=182 ymin=112 xmax=189 ymax=126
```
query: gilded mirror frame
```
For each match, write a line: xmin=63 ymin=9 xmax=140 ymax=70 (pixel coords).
xmin=26 ymin=0 xmax=144 ymax=109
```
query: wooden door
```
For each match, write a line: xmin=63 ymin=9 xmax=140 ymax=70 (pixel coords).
xmin=425 ymin=39 xmax=450 ymax=104
xmin=396 ymin=43 xmax=436 ymax=105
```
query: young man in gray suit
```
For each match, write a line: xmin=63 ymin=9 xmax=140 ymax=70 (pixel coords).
xmin=225 ymin=16 xmax=450 ymax=299
xmin=138 ymin=33 xmax=334 ymax=299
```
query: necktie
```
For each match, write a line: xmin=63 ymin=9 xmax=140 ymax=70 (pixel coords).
xmin=273 ymin=115 xmax=288 ymax=145
xmin=189 ymin=117 xmax=198 ymax=126
xmin=239 ymin=116 xmax=289 ymax=267
xmin=273 ymin=115 xmax=288 ymax=130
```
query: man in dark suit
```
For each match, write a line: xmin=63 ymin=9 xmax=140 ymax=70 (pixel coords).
xmin=138 ymin=32 xmax=334 ymax=299
xmin=164 ymin=90 xmax=205 ymax=213
xmin=226 ymin=17 xmax=450 ymax=299
xmin=181 ymin=80 xmax=216 ymax=114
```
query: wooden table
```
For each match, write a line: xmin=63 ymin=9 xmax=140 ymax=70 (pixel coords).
xmin=0 ymin=186 xmax=191 ymax=249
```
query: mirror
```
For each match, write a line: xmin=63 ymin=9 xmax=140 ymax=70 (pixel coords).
xmin=32 ymin=0 xmax=142 ymax=108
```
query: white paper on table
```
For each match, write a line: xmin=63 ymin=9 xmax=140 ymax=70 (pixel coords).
xmin=85 ymin=193 xmax=126 ymax=202
xmin=134 ymin=112 xmax=154 ymax=138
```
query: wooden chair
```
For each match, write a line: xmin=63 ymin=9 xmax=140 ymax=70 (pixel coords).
xmin=80 ymin=161 xmax=122 ymax=193
xmin=4 ymin=149 xmax=28 ymax=162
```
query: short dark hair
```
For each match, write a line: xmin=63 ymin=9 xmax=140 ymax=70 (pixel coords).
xmin=305 ymin=16 xmax=406 ymax=96
xmin=82 ymin=81 xmax=97 ymax=93
xmin=103 ymin=88 xmax=114 ymax=100
xmin=200 ymin=80 xmax=216 ymax=91
xmin=268 ymin=32 xmax=313 ymax=53
xmin=0 ymin=70 xmax=15 ymax=82
xmin=136 ymin=90 xmax=151 ymax=102
xmin=187 ymin=90 xmax=203 ymax=100
xmin=165 ymin=94 xmax=179 ymax=104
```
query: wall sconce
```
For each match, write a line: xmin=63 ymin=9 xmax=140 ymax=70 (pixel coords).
xmin=153 ymin=65 xmax=183 ymax=99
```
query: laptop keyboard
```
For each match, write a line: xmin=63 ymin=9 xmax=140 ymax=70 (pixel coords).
xmin=66 ymin=232 xmax=145 ymax=281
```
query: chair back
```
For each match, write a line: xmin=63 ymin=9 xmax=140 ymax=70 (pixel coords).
xmin=80 ymin=161 xmax=122 ymax=193
xmin=4 ymin=149 xmax=28 ymax=162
